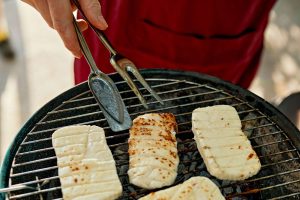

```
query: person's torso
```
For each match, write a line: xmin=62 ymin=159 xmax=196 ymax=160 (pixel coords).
xmin=75 ymin=0 xmax=276 ymax=88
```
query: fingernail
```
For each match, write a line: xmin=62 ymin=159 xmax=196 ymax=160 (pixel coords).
xmin=98 ymin=15 xmax=108 ymax=29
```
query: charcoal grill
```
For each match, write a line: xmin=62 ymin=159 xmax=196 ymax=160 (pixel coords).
xmin=1 ymin=69 xmax=300 ymax=200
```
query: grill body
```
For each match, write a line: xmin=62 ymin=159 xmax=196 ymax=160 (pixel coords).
xmin=1 ymin=69 xmax=300 ymax=199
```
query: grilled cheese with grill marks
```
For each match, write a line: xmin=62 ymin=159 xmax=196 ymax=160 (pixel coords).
xmin=128 ymin=113 xmax=179 ymax=189
xmin=192 ymin=105 xmax=261 ymax=180
xmin=139 ymin=176 xmax=225 ymax=200
xmin=52 ymin=125 xmax=122 ymax=200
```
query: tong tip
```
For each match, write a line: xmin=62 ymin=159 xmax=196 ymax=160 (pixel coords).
xmin=141 ymin=99 xmax=149 ymax=109
xmin=152 ymin=93 xmax=164 ymax=105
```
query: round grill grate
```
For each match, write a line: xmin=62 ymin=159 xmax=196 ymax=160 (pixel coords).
xmin=1 ymin=69 xmax=300 ymax=200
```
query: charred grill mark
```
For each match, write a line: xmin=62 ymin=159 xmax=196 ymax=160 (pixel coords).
xmin=170 ymin=151 xmax=177 ymax=159
xmin=247 ymin=153 xmax=254 ymax=160
xmin=128 ymin=113 xmax=179 ymax=188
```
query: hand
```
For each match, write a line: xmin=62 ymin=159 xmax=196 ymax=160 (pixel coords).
xmin=22 ymin=0 xmax=108 ymax=58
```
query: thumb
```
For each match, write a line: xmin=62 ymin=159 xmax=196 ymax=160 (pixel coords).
xmin=78 ymin=0 xmax=108 ymax=30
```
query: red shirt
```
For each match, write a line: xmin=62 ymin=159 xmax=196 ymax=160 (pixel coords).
xmin=75 ymin=0 xmax=276 ymax=88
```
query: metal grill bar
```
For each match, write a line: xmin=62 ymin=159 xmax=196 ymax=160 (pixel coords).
xmin=26 ymin=92 xmax=230 ymax=136
xmin=49 ymin=83 xmax=212 ymax=116
xmin=222 ymin=168 xmax=300 ymax=187
xmin=252 ymin=139 xmax=290 ymax=149
xmin=269 ymin=192 xmax=300 ymax=200
xmin=241 ymin=115 xmax=267 ymax=122
xmin=259 ymin=149 xmax=298 ymax=158
xmin=53 ymin=79 xmax=178 ymax=109
xmin=25 ymin=119 xmax=105 ymax=137
xmin=9 ymin=187 xmax=61 ymax=199
xmin=11 ymin=155 xmax=299 ymax=188
xmin=260 ymin=180 xmax=300 ymax=191
xmin=14 ymin=138 xmax=297 ymax=169
xmin=238 ymin=109 xmax=257 ymax=114
xmin=225 ymin=181 xmax=300 ymax=200
xmin=11 ymin=144 xmax=298 ymax=180
xmin=36 ymin=111 xmax=101 ymax=126
xmin=25 ymin=94 xmax=244 ymax=138
xmin=26 ymin=128 xmax=58 ymax=136
xmin=16 ymin=147 xmax=54 ymax=157
xmin=25 ymin=101 xmax=255 ymax=139
xmin=261 ymin=157 xmax=300 ymax=168
xmin=249 ymin=130 xmax=284 ymax=140
xmin=10 ymin=176 xmax=58 ymax=187
xmin=16 ymin=137 xmax=294 ymax=163
xmin=20 ymin=106 xmax=264 ymax=148
xmin=8 ymin=167 xmax=300 ymax=199
xmin=10 ymin=166 xmax=58 ymax=178
xmin=13 ymin=156 xmax=56 ymax=167
xmin=24 ymin=104 xmax=264 ymax=145
xmin=55 ymin=80 xmax=184 ymax=105
xmin=35 ymin=88 xmax=225 ymax=126
xmin=58 ymin=78 xmax=180 ymax=101
xmin=26 ymin=100 xmax=256 ymax=143
xmin=243 ymin=123 xmax=276 ymax=131
xmin=8 ymin=164 xmax=299 ymax=198
xmin=9 ymin=162 xmax=300 ymax=199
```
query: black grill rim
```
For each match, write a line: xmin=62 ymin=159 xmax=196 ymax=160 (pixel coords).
xmin=1 ymin=69 xmax=300 ymax=199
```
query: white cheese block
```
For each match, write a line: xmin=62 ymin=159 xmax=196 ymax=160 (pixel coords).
xmin=52 ymin=125 xmax=122 ymax=200
xmin=128 ymin=113 xmax=179 ymax=189
xmin=192 ymin=105 xmax=261 ymax=180
xmin=139 ymin=176 xmax=225 ymax=200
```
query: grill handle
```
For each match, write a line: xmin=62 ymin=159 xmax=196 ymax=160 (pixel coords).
xmin=0 ymin=184 xmax=36 ymax=193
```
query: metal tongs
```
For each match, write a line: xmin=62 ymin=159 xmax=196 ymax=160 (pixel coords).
xmin=72 ymin=0 xmax=164 ymax=107
xmin=73 ymin=19 xmax=131 ymax=132
xmin=72 ymin=0 xmax=163 ymax=131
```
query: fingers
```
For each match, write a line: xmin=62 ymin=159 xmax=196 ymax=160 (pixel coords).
xmin=78 ymin=0 xmax=108 ymax=30
xmin=22 ymin=0 xmax=53 ymax=28
xmin=33 ymin=0 xmax=53 ymax=28
xmin=48 ymin=0 xmax=81 ymax=58
xmin=77 ymin=19 xmax=88 ymax=32
xmin=21 ymin=0 xmax=102 ymax=58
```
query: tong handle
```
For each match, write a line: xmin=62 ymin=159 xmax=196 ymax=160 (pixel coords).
xmin=72 ymin=17 xmax=100 ymax=74
xmin=72 ymin=0 xmax=117 ymax=56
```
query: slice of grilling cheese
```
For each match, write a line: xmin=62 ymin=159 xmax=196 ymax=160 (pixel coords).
xmin=128 ymin=113 xmax=179 ymax=189
xmin=139 ymin=176 xmax=225 ymax=200
xmin=192 ymin=105 xmax=261 ymax=180
xmin=52 ymin=125 xmax=122 ymax=200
